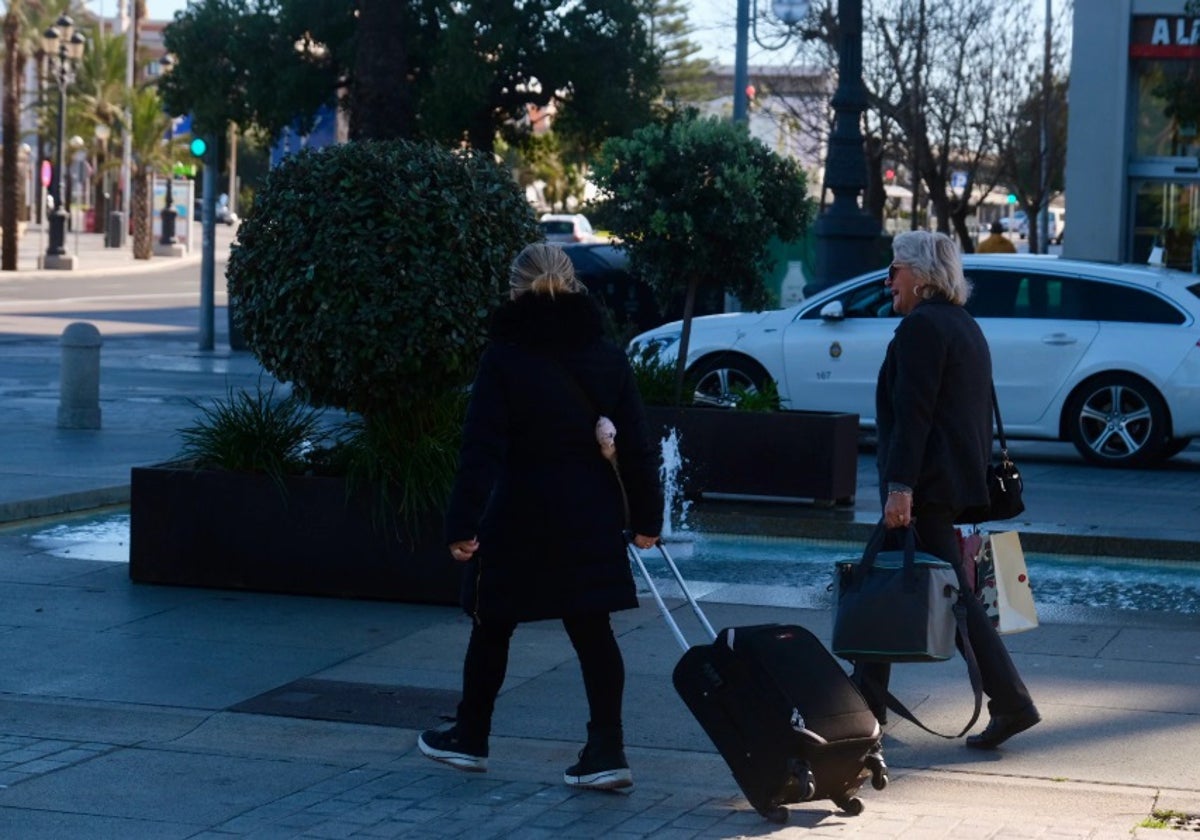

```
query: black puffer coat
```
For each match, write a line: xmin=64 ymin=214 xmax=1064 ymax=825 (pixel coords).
xmin=445 ymin=292 xmax=664 ymax=623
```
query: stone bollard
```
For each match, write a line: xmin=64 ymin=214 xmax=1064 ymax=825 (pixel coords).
xmin=58 ymin=322 xmax=102 ymax=429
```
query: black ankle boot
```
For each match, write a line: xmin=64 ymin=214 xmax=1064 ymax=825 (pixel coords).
xmin=564 ymin=723 xmax=632 ymax=790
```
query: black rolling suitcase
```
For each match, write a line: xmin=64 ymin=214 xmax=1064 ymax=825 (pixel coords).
xmin=628 ymin=539 xmax=888 ymax=824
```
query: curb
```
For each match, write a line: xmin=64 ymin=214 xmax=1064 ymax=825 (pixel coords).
xmin=3 ymin=489 xmax=1196 ymax=566
xmin=688 ymin=503 xmax=1200 ymax=563
xmin=0 ymin=486 xmax=131 ymax=527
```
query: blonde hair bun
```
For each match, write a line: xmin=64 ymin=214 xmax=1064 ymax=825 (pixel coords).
xmin=510 ymin=243 xmax=584 ymax=299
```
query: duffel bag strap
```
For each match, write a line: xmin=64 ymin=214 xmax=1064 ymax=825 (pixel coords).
xmin=861 ymin=599 xmax=984 ymax=739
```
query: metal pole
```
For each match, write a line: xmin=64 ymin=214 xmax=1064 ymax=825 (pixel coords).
xmin=46 ymin=57 xmax=68 ymax=257
xmin=199 ymin=143 xmax=216 ymax=351
xmin=121 ymin=1 xmax=134 ymax=223
xmin=1037 ymin=0 xmax=1051 ymax=252
xmin=811 ymin=0 xmax=880 ymax=292
xmin=733 ymin=0 xmax=751 ymax=123
xmin=227 ymin=124 xmax=238 ymax=216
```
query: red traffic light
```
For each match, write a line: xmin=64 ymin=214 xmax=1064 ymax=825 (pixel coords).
xmin=885 ymin=169 xmax=895 ymax=182
xmin=745 ymin=84 xmax=756 ymax=100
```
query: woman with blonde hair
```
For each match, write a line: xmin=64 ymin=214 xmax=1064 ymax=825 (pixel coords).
xmin=419 ymin=242 xmax=663 ymax=789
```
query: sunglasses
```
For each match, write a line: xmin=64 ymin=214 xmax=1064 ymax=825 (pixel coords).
xmin=887 ymin=263 xmax=903 ymax=283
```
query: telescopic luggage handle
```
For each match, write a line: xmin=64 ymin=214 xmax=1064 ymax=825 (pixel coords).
xmin=625 ymin=534 xmax=717 ymax=651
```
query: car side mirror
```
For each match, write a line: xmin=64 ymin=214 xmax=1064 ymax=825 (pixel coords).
xmin=819 ymin=300 xmax=845 ymax=321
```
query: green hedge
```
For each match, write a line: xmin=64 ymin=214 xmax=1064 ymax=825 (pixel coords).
xmin=227 ymin=140 xmax=539 ymax=416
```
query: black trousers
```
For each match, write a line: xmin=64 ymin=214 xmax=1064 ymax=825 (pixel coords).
xmin=456 ymin=612 xmax=625 ymax=738
xmin=853 ymin=505 xmax=1034 ymax=717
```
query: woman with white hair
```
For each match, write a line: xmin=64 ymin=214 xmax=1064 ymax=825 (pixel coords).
xmin=858 ymin=230 xmax=1040 ymax=750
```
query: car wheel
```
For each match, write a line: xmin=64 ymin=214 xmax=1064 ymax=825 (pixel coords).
xmin=688 ymin=354 xmax=769 ymax=408
xmin=1065 ymin=374 xmax=1169 ymax=468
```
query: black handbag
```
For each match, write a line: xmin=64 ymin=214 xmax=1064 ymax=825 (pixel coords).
xmin=833 ymin=521 xmax=985 ymax=739
xmin=832 ymin=522 xmax=961 ymax=663
xmin=957 ymin=384 xmax=1025 ymax=526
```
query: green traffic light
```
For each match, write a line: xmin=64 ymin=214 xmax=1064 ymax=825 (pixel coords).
xmin=189 ymin=137 xmax=208 ymax=158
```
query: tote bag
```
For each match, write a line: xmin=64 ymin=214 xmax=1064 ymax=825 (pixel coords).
xmin=976 ymin=531 xmax=1039 ymax=634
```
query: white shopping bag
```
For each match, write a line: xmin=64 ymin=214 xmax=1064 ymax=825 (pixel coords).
xmin=976 ymin=531 xmax=1038 ymax=635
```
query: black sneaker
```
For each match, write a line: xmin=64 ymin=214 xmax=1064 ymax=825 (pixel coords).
xmin=563 ymin=744 xmax=633 ymax=790
xmin=418 ymin=726 xmax=488 ymax=772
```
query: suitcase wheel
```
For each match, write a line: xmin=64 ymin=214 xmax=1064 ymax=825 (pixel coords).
xmin=835 ymin=795 xmax=865 ymax=816
xmin=866 ymin=750 xmax=889 ymax=790
xmin=762 ymin=805 xmax=788 ymax=824
xmin=800 ymin=773 xmax=816 ymax=801
xmin=787 ymin=759 xmax=817 ymax=801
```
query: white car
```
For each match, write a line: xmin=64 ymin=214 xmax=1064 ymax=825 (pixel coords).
xmin=538 ymin=213 xmax=598 ymax=244
xmin=629 ymin=254 xmax=1200 ymax=468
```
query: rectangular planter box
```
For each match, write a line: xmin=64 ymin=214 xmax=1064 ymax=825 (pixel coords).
xmin=644 ymin=407 xmax=860 ymax=504
xmin=129 ymin=464 xmax=462 ymax=605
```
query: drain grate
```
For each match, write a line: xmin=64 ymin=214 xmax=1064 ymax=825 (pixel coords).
xmin=230 ymin=679 xmax=459 ymax=729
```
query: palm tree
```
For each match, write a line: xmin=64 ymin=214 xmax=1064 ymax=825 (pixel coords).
xmin=127 ymin=84 xmax=177 ymax=259
xmin=73 ymin=26 xmax=129 ymax=234
xmin=2 ymin=0 xmax=24 ymax=271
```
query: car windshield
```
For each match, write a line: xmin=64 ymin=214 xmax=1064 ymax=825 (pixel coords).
xmin=540 ymin=221 xmax=574 ymax=234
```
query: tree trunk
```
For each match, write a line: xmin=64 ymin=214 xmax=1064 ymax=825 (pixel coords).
xmin=672 ymin=277 xmax=699 ymax=407
xmin=864 ymin=135 xmax=885 ymax=226
xmin=951 ymin=209 xmax=974 ymax=253
xmin=132 ymin=171 xmax=151 ymax=259
xmin=2 ymin=6 xmax=20 ymax=271
xmin=349 ymin=0 xmax=410 ymax=141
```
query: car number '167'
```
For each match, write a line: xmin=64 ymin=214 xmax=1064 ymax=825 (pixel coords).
xmin=816 ymin=371 xmax=832 ymax=380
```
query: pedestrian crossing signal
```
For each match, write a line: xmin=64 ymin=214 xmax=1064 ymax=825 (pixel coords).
xmin=189 ymin=137 xmax=208 ymax=158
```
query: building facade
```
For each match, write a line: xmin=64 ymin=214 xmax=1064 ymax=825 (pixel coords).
xmin=1066 ymin=1 xmax=1200 ymax=271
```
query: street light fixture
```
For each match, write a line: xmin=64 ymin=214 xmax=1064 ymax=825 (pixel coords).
xmin=733 ymin=0 xmax=809 ymax=123
xmin=734 ymin=0 xmax=881 ymax=293
xmin=41 ymin=15 xmax=85 ymax=270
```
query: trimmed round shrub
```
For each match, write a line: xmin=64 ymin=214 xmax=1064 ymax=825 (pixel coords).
xmin=227 ymin=140 xmax=538 ymax=416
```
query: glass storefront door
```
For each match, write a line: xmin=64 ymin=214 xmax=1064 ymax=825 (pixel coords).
xmin=1130 ymin=179 xmax=1200 ymax=271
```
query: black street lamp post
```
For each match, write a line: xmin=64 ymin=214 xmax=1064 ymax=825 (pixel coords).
xmin=733 ymin=0 xmax=880 ymax=294
xmin=810 ymin=0 xmax=881 ymax=293
xmin=41 ymin=16 xmax=84 ymax=270
xmin=159 ymin=55 xmax=178 ymax=247
xmin=160 ymin=173 xmax=177 ymax=246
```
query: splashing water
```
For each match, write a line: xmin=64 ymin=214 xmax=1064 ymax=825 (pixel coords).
xmin=660 ymin=427 xmax=692 ymax=540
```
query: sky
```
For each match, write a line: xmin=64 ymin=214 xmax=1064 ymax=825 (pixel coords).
xmin=87 ymin=0 xmax=744 ymax=65
xmin=85 ymin=0 xmax=189 ymax=24
xmin=91 ymin=0 xmax=1067 ymax=71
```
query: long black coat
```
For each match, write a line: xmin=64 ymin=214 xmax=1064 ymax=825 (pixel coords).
xmin=445 ymin=293 xmax=663 ymax=623
xmin=875 ymin=297 xmax=993 ymax=516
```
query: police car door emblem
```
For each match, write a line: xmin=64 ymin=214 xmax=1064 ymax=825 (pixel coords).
xmin=829 ymin=341 xmax=842 ymax=359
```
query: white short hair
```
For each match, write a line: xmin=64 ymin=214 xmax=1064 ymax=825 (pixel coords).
xmin=892 ymin=231 xmax=971 ymax=305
